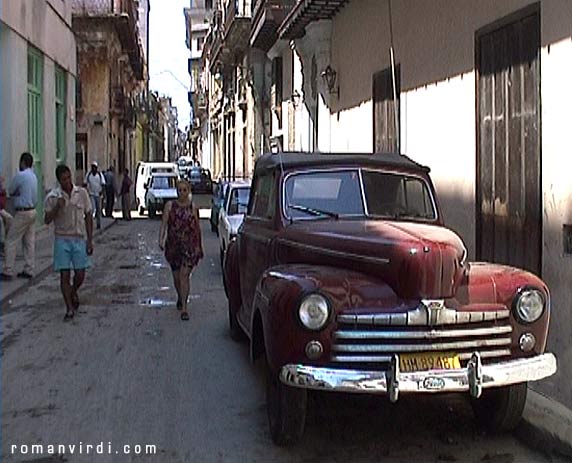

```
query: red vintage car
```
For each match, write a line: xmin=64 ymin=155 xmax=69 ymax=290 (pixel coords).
xmin=223 ymin=152 xmax=557 ymax=445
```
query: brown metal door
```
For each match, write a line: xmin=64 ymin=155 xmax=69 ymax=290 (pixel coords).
xmin=476 ymin=7 xmax=541 ymax=275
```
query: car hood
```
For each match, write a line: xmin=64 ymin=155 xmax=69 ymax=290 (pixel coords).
xmin=275 ymin=220 xmax=467 ymax=299
xmin=149 ymin=189 xmax=178 ymax=198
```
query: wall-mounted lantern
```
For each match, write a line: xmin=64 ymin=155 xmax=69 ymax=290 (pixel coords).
xmin=321 ymin=65 xmax=339 ymax=98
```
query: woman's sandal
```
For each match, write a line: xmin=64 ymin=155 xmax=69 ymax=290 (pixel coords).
xmin=63 ymin=311 xmax=75 ymax=322
xmin=181 ymin=312 xmax=189 ymax=321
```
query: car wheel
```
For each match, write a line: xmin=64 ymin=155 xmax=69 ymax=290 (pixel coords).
xmin=139 ymin=206 xmax=145 ymax=215
xmin=266 ymin=360 xmax=307 ymax=446
xmin=148 ymin=205 xmax=156 ymax=219
xmin=471 ymin=382 xmax=527 ymax=432
xmin=228 ymin=302 xmax=245 ymax=342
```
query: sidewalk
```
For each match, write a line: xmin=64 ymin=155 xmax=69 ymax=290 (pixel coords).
xmin=0 ymin=215 xmax=117 ymax=308
xmin=518 ymin=389 xmax=572 ymax=459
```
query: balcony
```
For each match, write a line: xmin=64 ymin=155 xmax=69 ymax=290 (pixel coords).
xmin=211 ymin=0 xmax=252 ymax=65
xmin=278 ymin=0 xmax=350 ymax=40
xmin=250 ymin=0 xmax=295 ymax=52
xmin=72 ymin=0 xmax=144 ymax=80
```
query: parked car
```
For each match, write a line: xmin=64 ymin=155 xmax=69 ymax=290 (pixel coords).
xmin=210 ymin=180 xmax=230 ymax=233
xmin=135 ymin=161 xmax=179 ymax=215
xmin=144 ymin=173 xmax=178 ymax=218
xmin=177 ymin=156 xmax=193 ymax=178
xmin=218 ymin=180 xmax=251 ymax=266
xmin=223 ymin=152 xmax=557 ymax=445
xmin=188 ymin=167 xmax=213 ymax=194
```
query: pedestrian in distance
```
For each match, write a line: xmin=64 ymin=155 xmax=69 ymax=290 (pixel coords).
xmin=158 ymin=179 xmax=203 ymax=321
xmin=85 ymin=161 xmax=105 ymax=229
xmin=0 ymin=152 xmax=38 ymax=281
xmin=44 ymin=164 xmax=94 ymax=321
xmin=103 ymin=166 xmax=115 ymax=218
xmin=119 ymin=168 xmax=132 ymax=220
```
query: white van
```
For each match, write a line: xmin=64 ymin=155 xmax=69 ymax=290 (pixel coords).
xmin=135 ymin=162 xmax=179 ymax=214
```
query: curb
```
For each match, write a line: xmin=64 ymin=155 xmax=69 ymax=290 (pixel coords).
xmin=0 ymin=219 xmax=117 ymax=311
xmin=517 ymin=389 xmax=572 ymax=459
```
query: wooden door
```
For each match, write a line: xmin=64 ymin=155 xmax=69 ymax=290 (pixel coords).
xmin=476 ymin=6 xmax=541 ymax=275
xmin=373 ymin=65 xmax=400 ymax=153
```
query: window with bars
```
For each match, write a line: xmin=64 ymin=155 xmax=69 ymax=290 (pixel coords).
xmin=55 ymin=66 xmax=67 ymax=164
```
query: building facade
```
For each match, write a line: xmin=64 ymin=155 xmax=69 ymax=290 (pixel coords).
xmin=185 ymin=1 xmax=215 ymax=168
xmin=71 ymin=0 xmax=146 ymax=184
xmin=0 ymin=0 xmax=77 ymax=217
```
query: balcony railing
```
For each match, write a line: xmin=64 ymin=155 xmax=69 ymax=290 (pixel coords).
xmin=71 ymin=0 xmax=136 ymax=16
xmin=224 ymin=0 xmax=251 ymax=30
xmin=250 ymin=0 xmax=295 ymax=51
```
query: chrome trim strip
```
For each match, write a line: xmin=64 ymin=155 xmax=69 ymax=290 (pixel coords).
xmin=276 ymin=239 xmax=390 ymax=265
xmin=280 ymin=353 xmax=558 ymax=395
xmin=337 ymin=308 xmax=510 ymax=326
xmin=332 ymin=338 xmax=511 ymax=353
xmin=332 ymin=349 xmax=511 ymax=363
xmin=334 ymin=325 xmax=512 ymax=340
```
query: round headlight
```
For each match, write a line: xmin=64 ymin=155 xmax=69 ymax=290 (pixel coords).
xmin=298 ymin=294 xmax=330 ymax=331
xmin=514 ymin=288 xmax=545 ymax=323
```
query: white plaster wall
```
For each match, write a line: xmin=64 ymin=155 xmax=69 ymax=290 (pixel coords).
xmin=0 ymin=26 xmax=28 ymax=180
xmin=539 ymin=36 xmax=572 ymax=406
xmin=1 ymin=0 xmax=76 ymax=75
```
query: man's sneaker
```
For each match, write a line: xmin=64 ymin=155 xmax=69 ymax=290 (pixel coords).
xmin=17 ymin=272 xmax=33 ymax=279
xmin=0 ymin=273 xmax=14 ymax=281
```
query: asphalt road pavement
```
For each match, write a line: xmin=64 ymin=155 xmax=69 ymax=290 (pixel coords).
xmin=1 ymin=195 xmax=567 ymax=462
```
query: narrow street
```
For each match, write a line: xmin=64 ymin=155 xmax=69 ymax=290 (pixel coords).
xmin=1 ymin=197 xmax=566 ymax=463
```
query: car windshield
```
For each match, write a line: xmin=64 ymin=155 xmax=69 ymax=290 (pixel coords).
xmin=283 ymin=169 xmax=436 ymax=221
xmin=151 ymin=176 xmax=177 ymax=189
xmin=227 ymin=187 xmax=250 ymax=215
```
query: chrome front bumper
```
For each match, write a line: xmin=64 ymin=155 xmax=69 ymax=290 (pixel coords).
xmin=280 ymin=353 xmax=557 ymax=402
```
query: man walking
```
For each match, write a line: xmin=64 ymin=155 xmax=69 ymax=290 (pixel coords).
xmin=44 ymin=165 xmax=93 ymax=321
xmin=0 ymin=152 xmax=38 ymax=280
xmin=119 ymin=168 xmax=132 ymax=220
xmin=103 ymin=166 xmax=115 ymax=218
xmin=85 ymin=161 xmax=105 ymax=229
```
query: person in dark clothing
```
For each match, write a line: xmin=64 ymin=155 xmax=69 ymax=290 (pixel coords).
xmin=119 ymin=169 xmax=132 ymax=220
xmin=103 ymin=166 xmax=115 ymax=217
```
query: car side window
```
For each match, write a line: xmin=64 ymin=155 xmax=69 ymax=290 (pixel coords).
xmin=250 ymin=174 xmax=275 ymax=219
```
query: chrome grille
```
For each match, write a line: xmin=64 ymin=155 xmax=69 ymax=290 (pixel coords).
xmin=332 ymin=307 xmax=512 ymax=366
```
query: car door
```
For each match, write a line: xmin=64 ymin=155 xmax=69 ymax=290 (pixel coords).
xmin=218 ymin=186 xmax=231 ymax=254
xmin=239 ymin=173 xmax=277 ymax=327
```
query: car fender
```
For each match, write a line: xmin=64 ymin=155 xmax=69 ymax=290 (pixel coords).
xmin=251 ymin=264 xmax=400 ymax=372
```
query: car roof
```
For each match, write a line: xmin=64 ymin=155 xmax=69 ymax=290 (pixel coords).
xmin=227 ymin=180 xmax=251 ymax=188
xmin=254 ymin=152 xmax=430 ymax=175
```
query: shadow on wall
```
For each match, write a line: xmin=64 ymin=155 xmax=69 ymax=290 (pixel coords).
xmin=324 ymin=0 xmax=572 ymax=116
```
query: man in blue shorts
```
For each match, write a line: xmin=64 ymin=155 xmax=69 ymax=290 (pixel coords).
xmin=44 ymin=165 xmax=94 ymax=321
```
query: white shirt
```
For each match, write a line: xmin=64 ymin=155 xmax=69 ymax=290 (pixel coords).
xmin=85 ymin=170 xmax=106 ymax=196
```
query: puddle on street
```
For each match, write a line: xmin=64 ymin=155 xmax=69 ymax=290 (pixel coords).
xmin=139 ymin=298 xmax=173 ymax=309
xmin=145 ymin=329 xmax=162 ymax=337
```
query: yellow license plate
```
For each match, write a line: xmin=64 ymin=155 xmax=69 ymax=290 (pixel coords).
xmin=399 ymin=352 xmax=461 ymax=372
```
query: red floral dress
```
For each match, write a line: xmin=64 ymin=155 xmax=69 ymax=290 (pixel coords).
xmin=165 ymin=201 xmax=203 ymax=271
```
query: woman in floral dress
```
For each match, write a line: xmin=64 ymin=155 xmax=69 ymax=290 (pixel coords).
xmin=159 ymin=180 xmax=203 ymax=320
